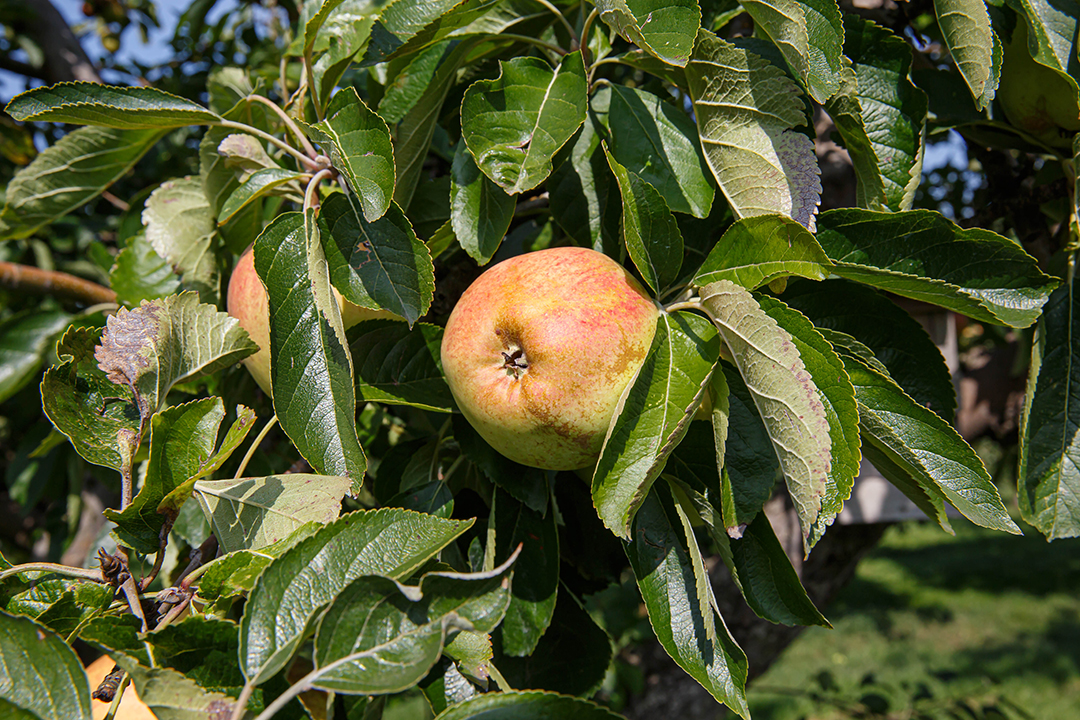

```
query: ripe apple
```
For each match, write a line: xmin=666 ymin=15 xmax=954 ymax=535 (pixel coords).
xmin=440 ymin=246 xmax=659 ymax=470
xmin=998 ymin=17 xmax=1080 ymax=149
xmin=227 ymin=244 xmax=401 ymax=395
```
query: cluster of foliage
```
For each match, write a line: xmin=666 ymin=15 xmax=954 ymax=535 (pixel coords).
xmin=0 ymin=0 xmax=1076 ymax=719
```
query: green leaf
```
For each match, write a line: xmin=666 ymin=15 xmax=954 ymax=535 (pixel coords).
xmin=606 ymin=85 xmax=714 ymax=218
xmin=826 ymin=15 xmax=928 ymax=211
xmin=219 ymin=167 xmax=305 ymax=225
xmin=859 ymin=437 xmax=954 ymax=533
xmin=450 ymin=141 xmax=515 ymax=265
xmin=461 ymin=52 xmax=587 ymax=195
xmin=0 ymin=310 xmax=71 ymax=404
xmin=105 ymin=397 xmax=225 ymax=554
xmin=306 ymin=87 xmax=396 ymax=222
xmin=837 ymin=345 xmax=1021 ymax=534
xmin=110 ymin=234 xmax=183 ymax=307
xmin=627 ymin=484 xmax=749 ymax=717
xmin=686 ymin=30 xmax=821 ymax=230
xmin=193 ymin=474 xmax=352 ymax=553
xmin=350 ymin=319 xmax=455 ymax=412
xmin=493 ymin=487 xmax=559 ymax=656
xmin=364 ymin=0 xmax=464 ymax=63
xmin=758 ymin=295 xmax=861 ymax=548
xmin=320 ymin=194 xmax=436 ymax=325
xmin=934 ymin=0 xmax=1001 ymax=110
xmin=110 ymin=657 xmax=248 ymax=720
xmin=453 ymin=416 xmax=549 ymax=515
xmin=495 ymin=591 xmax=613 ymax=697
xmin=0 ymin=612 xmax=91 ymax=720
xmin=308 ymin=3 xmax=378 ymax=105
xmin=310 ymin=556 xmax=517 ymax=694
xmin=3 ymin=579 xmax=112 ymax=639
xmin=381 ymin=0 xmax=548 ymax=63
xmin=692 ymin=214 xmax=831 ymax=289
xmin=593 ymin=312 xmax=720 ymax=539
xmin=780 ymin=278 xmax=957 ymax=420
xmin=5 ymin=82 xmax=220 ymax=127
xmin=740 ymin=0 xmax=844 ymax=103
xmin=379 ymin=41 xmax=451 ymax=125
xmin=700 ymin=281 xmax=832 ymax=547
xmin=386 ymin=480 xmax=455 ymax=518
xmin=1014 ymin=0 xmax=1080 ymax=98
xmin=1018 ymin=281 xmax=1080 ymax=539
xmin=41 ymin=327 xmax=140 ymax=471
xmin=239 ymin=508 xmax=473 ymax=684
xmin=728 ymin=511 xmax=829 ymax=626
xmin=0 ymin=126 xmax=165 ymax=240
xmin=142 ymin=177 xmax=219 ymax=303
xmin=816 ymin=208 xmax=1058 ymax=328
xmin=595 ymin=0 xmax=701 ymax=66
xmin=603 ymin=143 xmax=684 ymax=294
xmin=433 ymin=690 xmax=625 ymax=719
xmin=254 ymin=212 xmax=366 ymax=483
xmin=195 ymin=523 xmax=320 ymax=604
xmin=94 ymin=292 xmax=258 ymax=419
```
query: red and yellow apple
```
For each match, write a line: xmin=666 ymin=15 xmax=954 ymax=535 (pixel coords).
xmin=227 ymin=244 xmax=400 ymax=395
xmin=440 ymin=246 xmax=659 ymax=470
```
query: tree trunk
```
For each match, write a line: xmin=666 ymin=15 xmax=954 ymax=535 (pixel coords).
xmin=11 ymin=0 xmax=100 ymax=85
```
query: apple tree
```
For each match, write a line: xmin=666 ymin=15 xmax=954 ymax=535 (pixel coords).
xmin=0 ymin=0 xmax=1075 ymax=719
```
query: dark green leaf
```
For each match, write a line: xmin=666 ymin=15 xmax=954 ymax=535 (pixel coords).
xmin=593 ymin=312 xmax=720 ymax=539
xmin=350 ymin=319 xmax=455 ymax=412
xmin=453 ymin=416 xmax=549 ymax=515
xmin=692 ymin=214 xmax=830 ymax=289
xmin=433 ymin=690 xmax=625 ymax=719
xmin=385 ymin=480 xmax=454 ymax=518
xmin=606 ymin=85 xmax=714 ymax=217
xmin=111 ymin=657 xmax=246 ymax=720
xmin=493 ymin=487 xmax=559 ymax=656
xmin=595 ymin=0 xmax=701 ymax=66
xmin=687 ymin=30 xmax=821 ymax=230
xmin=627 ymin=484 xmax=749 ymax=717
xmin=451 ymin=142 xmax=515 ymax=265
xmin=1018 ymin=281 xmax=1080 ymax=539
xmin=240 ymin=508 xmax=473 ymax=684
xmin=6 ymin=82 xmax=220 ymax=127
xmin=0 ymin=127 xmax=165 ymax=240
xmin=254 ymin=212 xmax=366 ymax=483
xmin=603 ymin=143 xmax=684 ymax=293
xmin=816 ymin=208 xmax=1058 ymax=328
xmin=364 ymin=0 xmax=464 ymax=63
xmin=379 ymin=41 xmax=451 ymax=125
xmin=0 ymin=310 xmax=71 ymax=404
xmin=0 ymin=612 xmax=91 ymax=720
xmin=461 ymin=52 xmax=587 ymax=195
xmin=320 ymin=194 xmax=435 ymax=326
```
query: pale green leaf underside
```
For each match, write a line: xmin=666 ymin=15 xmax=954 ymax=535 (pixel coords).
xmin=934 ymin=0 xmax=1001 ymax=110
xmin=700 ymin=280 xmax=831 ymax=540
xmin=143 ymin=177 xmax=219 ymax=302
xmin=686 ymin=30 xmax=821 ymax=231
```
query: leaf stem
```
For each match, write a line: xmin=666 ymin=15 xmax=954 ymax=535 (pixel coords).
xmin=304 ymin=167 xmax=336 ymax=212
xmin=245 ymin=94 xmax=319 ymax=160
xmin=228 ymin=681 xmax=258 ymax=720
xmin=536 ymin=0 xmax=579 ymax=46
xmin=580 ymin=7 xmax=600 ymax=65
xmin=304 ymin=49 xmax=326 ymax=122
xmin=499 ymin=33 xmax=568 ymax=57
xmin=0 ymin=562 xmax=104 ymax=583
xmin=102 ymin=674 xmax=131 ymax=720
xmin=121 ymin=574 xmax=148 ymax=632
xmin=663 ymin=300 xmax=705 ymax=315
xmin=0 ymin=261 xmax=117 ymax=304
xmin=215 ymin=119 xmax=320 ymax=171
xmin=235 ymin=415 xmax=279 ymax=478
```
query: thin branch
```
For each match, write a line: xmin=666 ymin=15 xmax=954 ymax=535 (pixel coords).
xmin=0 ymin=562 xmax=104 ymax=583
xmin=0 ymin=261 xmax=117 ymax=305
xmin=0 ymin=55 xmax=46 ymax=81
xmin=246 ymin=94 xmax=319 ymax=159
xmin=499 ymin=34 xmax=568 ymax=57
xmin=536 ymin=0 xmax=579 ymax=46
xmin=229 ymin=682 xmax=258 ymax=720
xmin=235 ymin=415 xmax=278 ymax=479
xmin=120 ymin=575 xmax=148 ymax=632
xmin=304 ymin=168 xmax=336 ymax=211
xmin=214 ymin=119 xmax=320 ymax=170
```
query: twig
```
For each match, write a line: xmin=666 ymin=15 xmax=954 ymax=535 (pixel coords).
xmin=536 ymin=0 xmax=579 ymax=46
xmin=0 ymin=562 xmax=104 ymax=583
xmin=120 ymin=574 xmax=148 ymax=632
xmin=138 ymin=521 xmax=174 ymax=591
xmin=235 ymin=415 xmax=278 ymax=478
xmin=0 ymin=261 xmax=117 ymax=304
xmin=246 ymin=94 xmax=319 ymax=160
xmin=214 ymin=119 xmax=320 ymax=171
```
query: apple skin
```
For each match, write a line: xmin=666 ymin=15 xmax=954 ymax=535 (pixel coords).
xmin=227 ymin=244 xmax=400 ymax=395
xmin=440 ymin=246 xmax=659 ymax=470
xmin=999 ymin=17 xmax=1080 ymax=149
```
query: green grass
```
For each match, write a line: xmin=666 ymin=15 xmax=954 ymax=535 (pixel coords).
xmin=748 ymin=520 xmax=1080 ymax=719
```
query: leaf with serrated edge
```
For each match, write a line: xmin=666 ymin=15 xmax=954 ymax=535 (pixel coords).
xmin=699 ymin=281 xmax=831 ymax=548
xmin=1018 ymin=281 xmax=1080 ymax=539
xmin=461 ymin=52 xmax=587 ymax=195
xmin=239 ymin=508 xmax=473 ymax=684
xmin=693 ymin=214 xmax=831 ymax=290
xmin=0 ymin=310 xmax=71 ymax=404
xmin=934 ymin=0 xmax=1001 ymax=110
xmin=595 ymin=0 xmax=701 ymax=66
xmin=193 ymin=474 xmax=352 ymax=553
xmin=111 ymin=656 xmax=245 ymax=720
xmin=450 ymin=142 xmax=515 ymax=265
xmin=254 ymin=212 xmax=366 ymax=483
xmin=143 ymin=177 xmax=219 ymax=302
xmin=350 ymin=319 xmax=455 ymax=412
xmin=6 ymin=81 xmax=220 ymax=127
xmin=816 ymin=208 xmax=1057 ymax=328
xmin=593 ymin=312 xmax=720 ymax=539
xmin=0 ymin=612 xmax=92 ymax=720
xmin=627 ymin=484 xmax=749 ymax=717
xmin=110 ymin=234 xmax=182 ymax=307
xmin=836 ymin=345 xmax=1020 ymax=534
xmin=604 ymin=143 xmax=684 ymax=294
xmin=686 ymin=30 xmax=821 ymax=231
xmin=218 ymin=167 xmax=305 ymax=225
xmin=0 ymin=126 xmax=165 ymax=240
xmin=309 ymin=551 xmax=518 ymax=693
xmin=434 ymin=690 xmax=626 ymax=719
